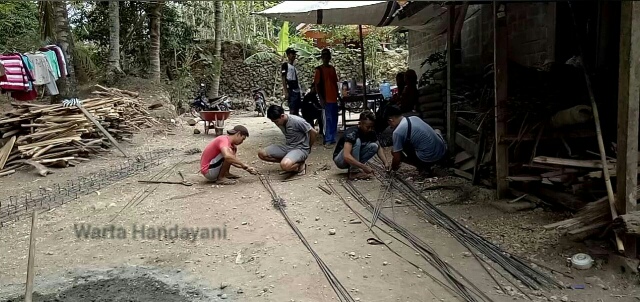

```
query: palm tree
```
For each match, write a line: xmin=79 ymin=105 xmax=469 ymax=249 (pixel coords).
xmin=38 ymin=1 xmax=78 ymax=101
xmin=148 ymin=1 xmax=163 ymax=82
xmin=107 ymin=0 xmax=123 ymax=82
xmin=211 ymin=0 xmax=222 ymax=97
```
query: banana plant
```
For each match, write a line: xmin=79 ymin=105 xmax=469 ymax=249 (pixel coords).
xmin=244 ymin=21 xmax=317 ymax=64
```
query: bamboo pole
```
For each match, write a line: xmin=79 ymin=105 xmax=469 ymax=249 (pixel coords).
xmin=567 ymin=2 xmax=624 ymax=253
xmin=24 ymin=211 xmax=37 ymax=302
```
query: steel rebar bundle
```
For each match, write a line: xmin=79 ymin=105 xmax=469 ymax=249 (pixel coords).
xmin=368 ymin=160 xmax=562 ymax=290
xmin=259 ymin=175 xmax=356 ymax=302
xmin=0 ymin=148 xmax=176 ymax=227
xmin=341 ymin=179 xmax=491 ymax=302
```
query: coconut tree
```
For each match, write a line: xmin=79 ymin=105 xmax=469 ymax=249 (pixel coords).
xmin=38 ymin=1 xmax=78 ymax=101
xmin=107 ymin=0 xmax=123 ymax=82
xmin=211 ymin=0 xmax=222 ymax=97
xmin=148 ymin=1 xmax=163 ymax=82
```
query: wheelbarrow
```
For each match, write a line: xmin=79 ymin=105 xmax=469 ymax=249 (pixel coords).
xmin=199 ymin=111 xmax=231 ymax=135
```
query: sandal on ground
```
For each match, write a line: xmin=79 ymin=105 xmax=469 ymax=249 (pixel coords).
xmin=226 ymin=173 xmax=241 ymax=179
xmin=214 ymin=178 xmax=237 ymax=185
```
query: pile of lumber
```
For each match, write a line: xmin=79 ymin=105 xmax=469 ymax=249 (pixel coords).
xmin=0 ymin=85 xmax=160 ymax=177
xmin=497 ymin=155 xmax=630 ymax=211
xmin=545 ymin=186 xmax=640 ymax=240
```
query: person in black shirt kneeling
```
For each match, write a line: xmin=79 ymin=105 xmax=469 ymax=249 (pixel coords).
xmin=333 ymin=111 xmax=390 ymax=180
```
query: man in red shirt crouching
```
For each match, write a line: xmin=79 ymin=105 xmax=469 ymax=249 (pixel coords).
xmin=200 ymin=125 xmax=259 ymax=185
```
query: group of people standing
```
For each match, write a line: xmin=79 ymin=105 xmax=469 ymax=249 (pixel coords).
xmin=281 ymin=47 xmax=340 ymax=148
xmin=199 ymin=48 xmax=448 ymax=185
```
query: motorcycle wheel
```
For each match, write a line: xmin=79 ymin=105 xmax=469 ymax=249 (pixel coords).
xmin=281 ymin=101 xmax=290 ymax=112
xmin=260 ymin=104 xmax=267 ymax=117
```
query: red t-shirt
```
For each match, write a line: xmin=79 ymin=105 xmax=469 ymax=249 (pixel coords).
xmin=200 ymin=135 xmax=235 ymax=174
xmin=314 ymin=65 xmax=339 ymax=103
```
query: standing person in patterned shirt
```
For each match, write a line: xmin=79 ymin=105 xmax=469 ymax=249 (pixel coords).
xmin=314 ymin=48 xmax=340 ymax=148
xmin=281 ymin=48 xmax=302 ymax=116
xmin=333 ymin=111 xmax=390 ymax=180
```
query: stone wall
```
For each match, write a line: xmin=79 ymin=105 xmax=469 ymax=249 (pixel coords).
xmin=409 ymin=3 xmax=555 ymax=76
xmin=219 ymin=41 xmax=407 ymax=98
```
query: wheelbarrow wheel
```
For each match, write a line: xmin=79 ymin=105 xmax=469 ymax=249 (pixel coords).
xmin=190 ymin=107 xmax=202 ymax=118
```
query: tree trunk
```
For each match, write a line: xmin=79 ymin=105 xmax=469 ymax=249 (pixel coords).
xmin=232 ymin=2 xmax=241 ymax=42
xmin=251 ymin=1 xmax=257 ymax=39
xmin=107 ymin=0 xmax=123 ymax=83
xmin=211 ymin=0 xmax=223 ymax=97
xmin=148 ymin=1 xmax=163 ymax=82
xmin=52 ymin=1 xmax=77 ymax=101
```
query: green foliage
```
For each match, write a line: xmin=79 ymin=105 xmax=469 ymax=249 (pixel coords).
xmin=419 ymin=51 xmax=446 ymax=86
xmin=0 ymin=2 xmax=41 ymax=53
xmin=277 ymin=21 xmax=290 ymax=56
xmin=70 ymin=2 xmax=194 ymax=76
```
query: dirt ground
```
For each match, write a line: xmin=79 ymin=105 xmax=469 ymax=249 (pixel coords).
xmin=1 ymin=109 xmax=639 ymax=302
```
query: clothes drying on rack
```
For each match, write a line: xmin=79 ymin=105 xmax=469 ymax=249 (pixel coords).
xmin=0 ymin=44 xmax=67 ymax=101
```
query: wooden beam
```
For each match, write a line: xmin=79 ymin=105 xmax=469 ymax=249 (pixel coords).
xmin=446 ymin=4 xmax=456 ymax=154
xmin=533 ymin=156 xmax=615 ymax=169
xmin=617 ymin=1 xmax=640 ymax=258
xmin=455 ymin=132 xmax=477 ymax=155
xmin=457 ymin=117 xmax=480 ymax=133
xmin=77 ymin=105 xmax=128 ymax=158
xmin=494 ymin=2 xmax=509 ymax=199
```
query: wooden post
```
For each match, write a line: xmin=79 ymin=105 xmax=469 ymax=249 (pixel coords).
xmin=617 ymin=2 xmax=640 ymax=258
xmin=358 ymin=25 xmax=367 ymax=107
xmin=24 ymin=211 xmax=37 ymax=302
xmin=493 ymin=2 xmax=509 ymax=199
xmin=446 ymin=4 xmax=456 ymax=153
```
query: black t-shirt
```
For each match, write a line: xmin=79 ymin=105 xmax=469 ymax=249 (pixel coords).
xmin=333 ymin=126 xmax=378 ymax=158
xmin=281 ymin=62 xmax=300 ymax=91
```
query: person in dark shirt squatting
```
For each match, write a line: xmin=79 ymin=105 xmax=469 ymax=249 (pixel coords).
xmin=333 ymin=111 xmax=390 ymax=180
xmin=384 ymin=105 xmax=446 ymax=176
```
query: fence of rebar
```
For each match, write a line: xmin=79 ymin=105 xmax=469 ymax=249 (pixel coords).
xmin=0 ymin=148 xmax=177 ymax=227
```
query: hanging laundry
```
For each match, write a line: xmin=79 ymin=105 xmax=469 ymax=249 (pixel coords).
xmin=25 ymin=53 xmax=59 ymax=96
xmin=19 ymin=54 xmax=35 ymax=91
xmin=11 ymin=89 xmax=37 ymax=101
xmin=0 ymin=54 xmax=29 ymax=91
xmin=41 ymin=50 xmax=61 ymax=79
xmin=42 ymin=45 xmax=67 ymax=77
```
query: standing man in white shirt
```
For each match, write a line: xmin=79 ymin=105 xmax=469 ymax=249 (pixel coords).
xmin=281 ymin=48 xmax=302 ymax=116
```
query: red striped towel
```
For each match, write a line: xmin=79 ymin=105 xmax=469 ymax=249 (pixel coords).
xmin=0 ymin=54 xmax=29 ymax=91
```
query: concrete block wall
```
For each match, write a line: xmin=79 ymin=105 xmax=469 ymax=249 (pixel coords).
xmin=409 ymin=3 xmax=555 ymax=76
xmin=408 ymin=30 xmax=447 ymax=76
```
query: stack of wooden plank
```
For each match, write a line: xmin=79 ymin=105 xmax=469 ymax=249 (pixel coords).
xmin=545 ymin=186 xmax=640 ymax=240
xmin=0 ymin=85 xmax=160 ymax=177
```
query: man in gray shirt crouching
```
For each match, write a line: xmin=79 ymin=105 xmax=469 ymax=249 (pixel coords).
xmin=384 ymin=105 xmax=447 ymax=175
xmin=259 ymin=105 xmax=318 ymax=175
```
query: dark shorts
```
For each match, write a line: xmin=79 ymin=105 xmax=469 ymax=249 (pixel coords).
xmin=288 ymin=90 xmax=301 ymax=115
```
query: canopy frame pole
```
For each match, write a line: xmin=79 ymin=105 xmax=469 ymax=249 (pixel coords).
xmin=359 ymin=25 xmax=367 ymax=108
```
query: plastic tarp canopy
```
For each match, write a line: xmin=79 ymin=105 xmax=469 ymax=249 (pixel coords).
xmin=255 ymin=1 xmax=447 ymax=31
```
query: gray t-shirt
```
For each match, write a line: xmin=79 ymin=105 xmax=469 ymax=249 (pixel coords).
xmin=392 ymin=116 xmax=446 ymax=162
xmin=280 ymin=114 xmax=313 ymax=151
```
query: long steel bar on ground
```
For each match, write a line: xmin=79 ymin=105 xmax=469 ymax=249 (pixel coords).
xmin=341 ymin=179 xmax=490 ymax=302
xmin=367 ymin=159 xmax=561 ymax=290
xmin=326 ymin=179 xmax=463 ymax=301
xmin=259 ymin=175 xmax=356 ymax=302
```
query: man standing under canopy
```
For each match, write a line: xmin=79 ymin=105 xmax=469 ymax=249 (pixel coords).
xmin=314 ymin=48 xmax=339 ymax=148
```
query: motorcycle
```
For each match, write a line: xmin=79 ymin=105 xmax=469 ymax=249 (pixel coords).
xmin=252 ymin=87 xmax=267 ymax=117
xmin=190 ymin=84 xmax=233 ymax=117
